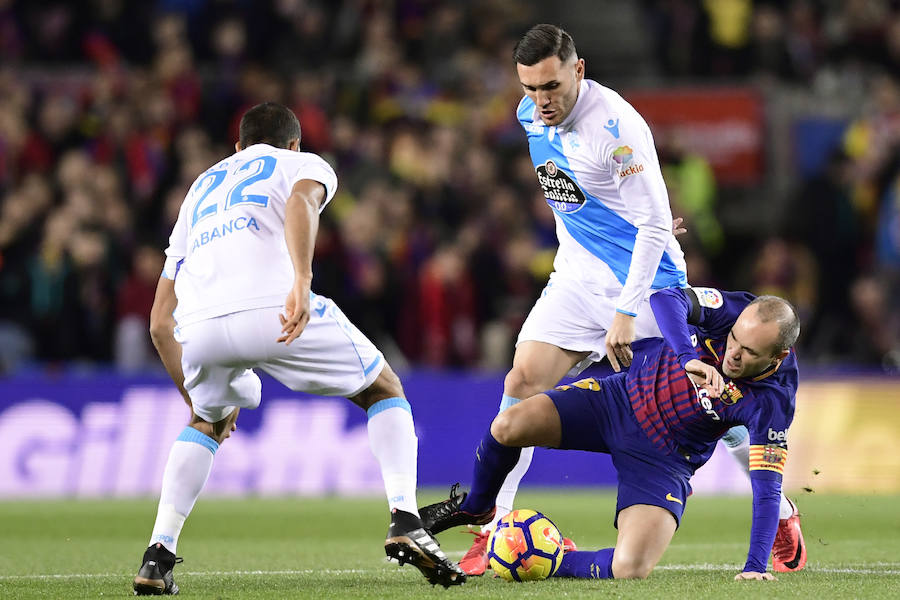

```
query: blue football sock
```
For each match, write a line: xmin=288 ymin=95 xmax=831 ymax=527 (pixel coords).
xmin=554 ymin=548 xmax=615 ymax=579
xmin=459 ymin=430 xmax=521 ymax=515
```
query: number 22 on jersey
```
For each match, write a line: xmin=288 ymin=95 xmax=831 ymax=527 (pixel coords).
xmin=190 ymin=156 xmax=277 ymax=228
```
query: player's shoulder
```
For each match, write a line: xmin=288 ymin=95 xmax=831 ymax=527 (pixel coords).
xmin=575 ymin=80 xmax=647 ymax=146
xmin=516 ymin=95 xmax=539 ymax=128
xmin=266 ymin=148 xmax=335 ymax=173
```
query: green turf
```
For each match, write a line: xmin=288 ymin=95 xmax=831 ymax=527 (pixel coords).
xmin=0 ymin=491 xmax=898 ymax=599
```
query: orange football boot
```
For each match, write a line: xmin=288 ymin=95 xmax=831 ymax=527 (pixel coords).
xmin=772 ymin=497 xmax=807 ymax=572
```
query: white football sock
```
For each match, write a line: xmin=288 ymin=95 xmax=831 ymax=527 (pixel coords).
xmin=367 ymin=398 xmax=419 ymax=516
xmin=490 ymin=446 xmax=534 ymax=529
xmin=148 ymin=427 xmax=219 ymax=554
xmin=486 ymin=395 xmax=532 ymax=530
xmin=722 ymin=427 xmax=794 ymax=520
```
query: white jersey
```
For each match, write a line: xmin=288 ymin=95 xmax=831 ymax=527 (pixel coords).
xmin=162 ymin=143 xmax=337 ymax=326
xmin=517 ymin=79 xmax=687 ymax=316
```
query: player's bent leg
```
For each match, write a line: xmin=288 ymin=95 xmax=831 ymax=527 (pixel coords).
xmin=348 ymin=361 xmax=404 ymax=411
xmin=189 ymin=407 xmax=241 ymax=444
xmin=419 ymin=396 xmax=560 ymax=537
xmin=490 ymin=342 xmax=588 ymax=533
xmin=349 ymin=363 xmax=466 ymax=586
xmin=135 ymin=409 xmax=236 ymax=595
xmin=504 ymin=341 xmax=588 ymax=401
xmin=611 ymin=504 xmax=678 ymax=579
xmin=491 ymin=393 xmax=562 ymax=448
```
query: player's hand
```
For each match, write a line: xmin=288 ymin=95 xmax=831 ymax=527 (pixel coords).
xmin=278 ymin=277 xmax=312 ymax=345
xmin=672 ymin=216 xmax=687 ymax=237
xmin=606 ymin=311 xmax=636 ymax=372
xmin=684 ymin=359 xmax=724 ymax=398
xmin=734 ymin=571 xmax=776 ymax=581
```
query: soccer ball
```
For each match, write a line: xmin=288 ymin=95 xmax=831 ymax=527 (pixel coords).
xmin=487 ymin=509 xmax=563 ymax=582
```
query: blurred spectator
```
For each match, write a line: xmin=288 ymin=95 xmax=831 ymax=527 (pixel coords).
xmin=848 ymin=274 xmax=900 ymax=368
xmin=0 ymin=0 xmax=897 ymax=372
xmin=115 ymin=243 xmax=164 ymax=372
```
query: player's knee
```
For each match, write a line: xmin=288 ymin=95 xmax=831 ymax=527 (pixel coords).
xmin=490 ymin=410 xmax=521 ymax=446
xmin=611 ymin=554 xmax=655 ymax=580
xmin=504 ymin=367 xmax=543 ymax=400
xmin=189 ymin=409 xmax=238 ymax=444
xmin=351 ymin=362 xmax=405 ymax=411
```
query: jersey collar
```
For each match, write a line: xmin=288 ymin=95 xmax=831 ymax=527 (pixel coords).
xmin=558 ymin=79 xmax=590 ymax=131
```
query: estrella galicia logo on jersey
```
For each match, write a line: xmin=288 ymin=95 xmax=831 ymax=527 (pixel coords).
xmin=720 ymin=381 xmax=744 ymax=405
xmin=603 ymin=118 xmax=620 ymax=138
xmin=545 ymin=160 xmax=558 ymax=176
xmin=612 ymin=145 xmax=645 ymax=178
xmin=536 ymin=160 xmax=587 ymax=213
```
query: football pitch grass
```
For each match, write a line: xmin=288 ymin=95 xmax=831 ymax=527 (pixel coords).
xmin=1 ymin=490 xmax=898 ymax=599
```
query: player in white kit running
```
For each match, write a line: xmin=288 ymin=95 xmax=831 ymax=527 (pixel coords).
xmin=427 ymin=24 xmax=805 ymax=576
xmin=133 ymin=103 xmax=464 ymax=595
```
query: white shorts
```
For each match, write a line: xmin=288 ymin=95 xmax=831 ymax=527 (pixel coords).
xmin=516 ymin=273 xmax=663 ymax=376
xmin=176 ymin=293 xmax=384 ymax=422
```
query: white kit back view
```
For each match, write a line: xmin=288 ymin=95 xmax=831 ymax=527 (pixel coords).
xmin=162 ymin=143 xmax=383 ymax=422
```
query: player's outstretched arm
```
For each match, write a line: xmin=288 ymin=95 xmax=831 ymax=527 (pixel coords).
xmin=279 ymin=179 xmax=325 ymax=345
xmin=149 ymin=276 xmax=191 ymax=405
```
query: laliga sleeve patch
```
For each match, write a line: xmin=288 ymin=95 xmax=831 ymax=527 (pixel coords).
xmin=693 ymin=287 xmax=724 ymax=309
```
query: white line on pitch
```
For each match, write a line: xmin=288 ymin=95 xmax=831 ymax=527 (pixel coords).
xmin=2 ymin=564 xmax=899 ymax=581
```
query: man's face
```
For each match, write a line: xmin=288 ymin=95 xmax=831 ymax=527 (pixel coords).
xmin=516 ymin=55 xmax=584 ymax=126
xmin=722 ymin=305 xmax=785 ymax=379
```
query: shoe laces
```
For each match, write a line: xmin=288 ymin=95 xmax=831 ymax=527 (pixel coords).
xmin=431 ymin=483 xmax=465 ymax=520
xmin=463 ymin=529 xmax=491 ymax=560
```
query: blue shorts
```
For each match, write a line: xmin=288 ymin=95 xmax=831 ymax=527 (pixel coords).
xmin=546 ymin=372 xmax=693 ymax=528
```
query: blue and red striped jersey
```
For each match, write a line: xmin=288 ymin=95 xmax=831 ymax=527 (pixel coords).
xmin=626 ymin=287 xmax=797 ymax=472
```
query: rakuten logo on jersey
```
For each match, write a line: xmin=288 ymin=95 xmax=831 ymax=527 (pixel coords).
xmin=696 ymin=386 xmax=721 ymax=421
xmin=767 ymin=428 xmax=788 ymax=442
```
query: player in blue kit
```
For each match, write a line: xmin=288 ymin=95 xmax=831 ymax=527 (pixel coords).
xmin=477 ymin=23 xmax=805 ymax=575
xmin=421 ymin=287 xmax=801 ymax=580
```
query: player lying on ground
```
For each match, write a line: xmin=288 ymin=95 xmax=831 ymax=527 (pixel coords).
xmin=134 ymin=103 xmax=464 ymax=595
xmin=420 ymin=287 xmax=803 ymax=580
xmin=478 ymin=23 xmax=804 ymax=575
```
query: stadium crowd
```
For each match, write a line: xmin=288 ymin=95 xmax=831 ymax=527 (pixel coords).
xmin=0 ymin=0 xmax=898 ymax=373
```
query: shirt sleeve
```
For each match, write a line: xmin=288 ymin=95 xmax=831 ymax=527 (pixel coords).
xmin=162 ymin=196 xmax=190 ymax=280
xmin=649 ymin=287 xmax=699 ymax=368
xmin=690 ymin=288 xmax=757 ymax=339
xmin=740 ymin=389 xmax=794 ymax=573
xmin=745 ymin=472 xmax=782 ymax=573
xmin=293 ymin=153 xmax=338 ymax=212
xmin=599 ymin=115 xmax=673 ymax=316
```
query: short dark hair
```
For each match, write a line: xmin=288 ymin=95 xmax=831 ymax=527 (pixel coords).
xmin=748 ymin=295 xmax=801 ymax=353
xmin=513 ymin=24 xmax=577 ymax=66
xmin=239 ymin=102 xmax=301 ymax=149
